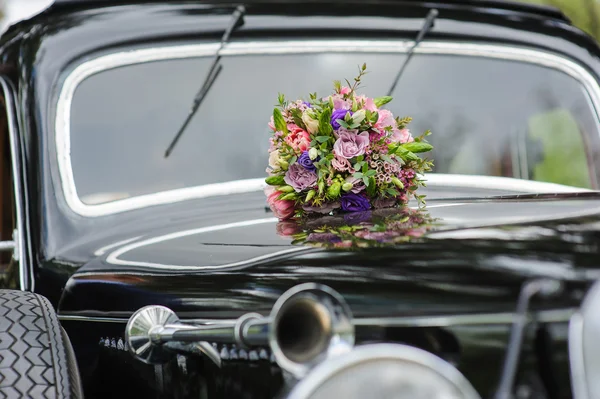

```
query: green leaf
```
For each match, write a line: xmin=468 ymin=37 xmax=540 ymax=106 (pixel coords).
xmin=380 ymin=154 xmax=394 ymax=163
xmin=370 ymin=111 xmax=379 ymax=123
xmin=337 ymin=119 xmax=350 ymax=129
xmin=386 ymin=188 xmax=399 ymax=196
xmin=277 ymin=93 xmax=286 ymax=107
xmin=353 ymin=172 xmax=363 ymax=179
xmin=365 ymin=169 xmax=377 ymax=177
xmin=373 ymin=96 xmax=393 ymax=107
xmin=315 ymin=136 xmax=330 ymax=143
xmin=319 ymin=108 xmax=333 ymax=135
xmin=402 ymin=142 xmax=434 ymax=153
xmin=366 ymin=177 xmax=377 ymax=196
xmin=362 ymin=176 xmax=369 ymax=187
xmin=320 ymin=142 xmax=328 ymax=150
xmin=361 ymin=163 xmax=368 ymax=174
xmin=396 ymin=146 xmax=419 ymax=162
xmin=273 ymin=108 xmax=288 ymax=134
xmin=289 ymin=155 xmax=297 ymax=165
xmin=265 ymin=175 xmax=286 ymax=186
xmin=356 ymin=155 xmax=364 ymax=162
xmin=353 ymin=162 xmax=363 ymax=171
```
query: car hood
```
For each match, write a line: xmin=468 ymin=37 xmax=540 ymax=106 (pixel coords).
xmin=58 ymin=193 xmax=600 ymax=319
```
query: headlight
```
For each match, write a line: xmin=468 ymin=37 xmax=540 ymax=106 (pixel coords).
xmin=286 ymin=343 xmax=481 ymax=399
xmin=569 ymin=280 xmax=600 ymax=399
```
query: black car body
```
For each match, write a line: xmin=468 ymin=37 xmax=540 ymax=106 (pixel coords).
xmin=0 ymin=0 xmax=600 ymax=398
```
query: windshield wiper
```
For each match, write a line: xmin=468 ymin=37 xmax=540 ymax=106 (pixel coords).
xmin=386 ymin=8 xmax=438 ymax=97
xmin=164 ymin=6 xmax=246 ymax=158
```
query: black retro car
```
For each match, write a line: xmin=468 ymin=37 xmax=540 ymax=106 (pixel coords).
xmin=1 ymin=0 xmax=600 ymax=398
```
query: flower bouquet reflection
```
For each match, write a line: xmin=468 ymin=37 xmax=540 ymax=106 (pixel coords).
xmin=276 ymin=206 xmax=436 ymax=249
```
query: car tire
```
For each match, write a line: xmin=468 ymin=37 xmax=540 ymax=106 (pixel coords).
xmin=0 ymin=290 xmax=83 ymax=398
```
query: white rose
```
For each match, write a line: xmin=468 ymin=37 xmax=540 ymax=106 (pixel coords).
xmin=302 ymin=112 xmax=319 ymax=134
xmin=268 ymin=150 xmax=282 ymax=170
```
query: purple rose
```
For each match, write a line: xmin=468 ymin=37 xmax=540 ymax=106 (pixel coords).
xmin=333 ymin=131 xmax=370 ymax=159
xmin=331 ymin=109 xmax=352 ymax=130
xmin=298 ymin=151 xmax=316 ymax=171
xmin=307 ymin=232 xmax=342 ymax=243
xmin=344 ymin=210 xmax=372 ymax=225
xmin=340 ymin=192 xmax=371 ymax=212
xmin=284 ymin=163 xmax=317 ymax=192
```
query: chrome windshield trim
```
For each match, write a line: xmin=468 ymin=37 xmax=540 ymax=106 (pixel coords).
xmin=58 ymin=307 xmax=575 ymax=326
xmin=0 ymin=77 xmax=30 ymax=290
xmin=55 ymin=40 xmax=600 ymax=217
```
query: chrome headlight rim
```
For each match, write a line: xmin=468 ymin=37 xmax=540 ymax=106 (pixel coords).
xmin=286 ymin=343 xmax=481 ymax=399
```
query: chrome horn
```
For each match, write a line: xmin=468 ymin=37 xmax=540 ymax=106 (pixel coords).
xmin=125 ymin=283 xmax=354 ymax=377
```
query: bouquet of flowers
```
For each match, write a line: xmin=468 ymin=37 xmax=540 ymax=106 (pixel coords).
xmin=276 ymin=207 xmax=435 ymax=249
xmin=265 ymin=64 xmax=433 ymax=220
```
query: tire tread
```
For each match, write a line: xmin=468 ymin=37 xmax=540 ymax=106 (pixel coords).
xmin=0 ymin=290 xmax=80 ymax=398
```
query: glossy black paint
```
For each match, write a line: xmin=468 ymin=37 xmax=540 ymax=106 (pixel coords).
xmin=1 ymin=0 xmax=597 ymax=292
xmin=1 ymin=1 xmax=600 ymax=398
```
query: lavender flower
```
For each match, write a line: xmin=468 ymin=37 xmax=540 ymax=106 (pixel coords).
xmin=340 ymin=192 xmax=371 ymax=212
xmin=333 ymin=131 xmax=370 ymax=159
xmin=284 ymin=163 xmax=317 ymax=192
xmin=298 ymin=151 xmax=317 ymax=171
xmin=331 ymin=109 xmax=352 ymax=130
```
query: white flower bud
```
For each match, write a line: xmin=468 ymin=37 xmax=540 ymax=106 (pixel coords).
xmin=308 ymin=148 xmax=318 ymax=160
xmin=302 ymin=112 xmax=319 ymax=134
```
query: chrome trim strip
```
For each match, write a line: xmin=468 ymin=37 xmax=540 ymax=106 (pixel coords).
xmin=58 ymin=307 xmax=576 ymax=326
xmin=354 ymin=308 xmax=576 ymax=327
xmin=569 ymin=312 xmax=588 ymax=399
xmin=55 ymin=40 xmax=600 ymax=217
xmin=58 ymin=315 xmax=132 ymax=323
xmin=0 ymin=241 xmax=15 ymax=252
xmin=422 ymin=174 xmax=591 ymax=193
xmin=0 ymin=77 xmax=29 ymax=290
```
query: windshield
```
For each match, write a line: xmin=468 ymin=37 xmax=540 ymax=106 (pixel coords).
xmin=66 ymin=43 xmax=600 ymax=205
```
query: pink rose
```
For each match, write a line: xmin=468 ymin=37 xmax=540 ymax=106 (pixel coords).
xmin=284 ymin=163 xmax=317 ymax=192
xmin=344 ymin=176 xmax=365 ymax=193
xmin=333 ymin=131 xmax=370 ymax=159
xmin=302 ymin=201 xmax=341 ymax=214
xmin=356 ymin=95 xmax=377 ymax=111
xmin=268 ymin=116 xmax=276 ymax=132
xmin=390 ymin=128 xmax=414 ymax=144
xmin=339 ymin=86 xmax=351 ymax=95
xmin=332 ymin=155 xmax=352 ymax=172
xmin=284 ymin=124 xmax=311 ymax=152
xmin=276 ymin=221 xmax=302 ymax=236
xmin=375 ymin=109 xmax=396 ymax=130
xmin=267 ymin=190 xmax=296 ymax=220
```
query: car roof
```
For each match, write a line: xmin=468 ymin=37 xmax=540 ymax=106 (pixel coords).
xmin=49 ymin=0 xmax=569 ymax=22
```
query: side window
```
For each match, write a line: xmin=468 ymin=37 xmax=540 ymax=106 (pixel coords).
xmin=525 ymin=109 xmax=594 ymax=189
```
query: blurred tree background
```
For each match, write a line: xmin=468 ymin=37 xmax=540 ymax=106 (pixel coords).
xmin=519 ymin=0 xmax=600 ymax=42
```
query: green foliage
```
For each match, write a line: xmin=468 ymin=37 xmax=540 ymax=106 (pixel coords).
xmin=374 ymin=96 xmax=393 ymax=107
xmin=402 ymin=142 xmax=433 ymax=153
xmin=519 ymin=0 xmax=600 ymax=42
xmin=265 ymin=175 xmax=286 ymax=186
xmin=273 ymin=108 xmax=288 ymax=134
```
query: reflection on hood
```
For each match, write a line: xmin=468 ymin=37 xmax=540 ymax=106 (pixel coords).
xmin=276 ymin=207 xmax=437 ymax=248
